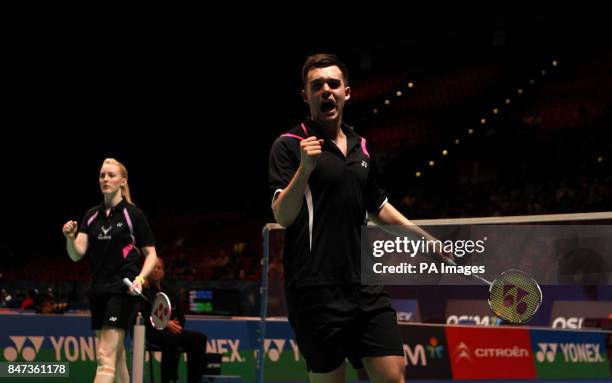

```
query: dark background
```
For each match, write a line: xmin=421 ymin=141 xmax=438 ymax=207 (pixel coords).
xmin=3 ymin=1 xmax=611 ymax=262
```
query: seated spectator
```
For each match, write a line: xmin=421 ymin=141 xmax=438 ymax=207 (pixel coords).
xmin=142 ymin=258 xmax=207 ymax=383
xmin=35 ymin=293 xmax=68 ymax=314
xmin=20 ymin=289 xmax=38 ymax=310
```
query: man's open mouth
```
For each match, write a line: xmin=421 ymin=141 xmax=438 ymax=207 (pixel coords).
xmin=321 ymin=100 xmax=336 ymax=113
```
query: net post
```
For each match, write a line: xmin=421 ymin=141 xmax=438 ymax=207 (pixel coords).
xmin=131 ymin=312 xmax=145 ymax=383
xmin=256 ymin=224 xmax=273 ymax=383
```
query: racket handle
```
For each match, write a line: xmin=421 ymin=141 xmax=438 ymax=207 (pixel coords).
xmin=472 ymin=273 xmax=493 ymax=286
xmin=122 ymin=277 xmax=144 ymax=297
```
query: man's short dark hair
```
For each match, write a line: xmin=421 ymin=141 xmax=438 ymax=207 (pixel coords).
xmin=302 ymin=53 xmax=349 ymax=87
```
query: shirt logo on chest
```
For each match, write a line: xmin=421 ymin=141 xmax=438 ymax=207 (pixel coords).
xmin=98 ymin=225 xmax=112 ymax=240
xmin=361 ymin=160 xmax=368 ymax=168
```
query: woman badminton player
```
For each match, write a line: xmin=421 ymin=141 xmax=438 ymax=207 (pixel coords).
xmin=62 ymin=158 xmax=158 ymax=383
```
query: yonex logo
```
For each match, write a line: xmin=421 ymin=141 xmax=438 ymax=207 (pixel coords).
xmin=503 ymin=283 xmax=530 ymax=315
xmin=536 ymin=342 xmax=603 ymax=363
xmin=361 ymin=160 xmax=368 ymax=168
xmin=209 ymin=339 xmax=244 ymax=363
xmin=3 ymin=336 xmax=44 ymax=361
xmin=263 ymin=339 xmax=286 ymax=362
xmin=396 ymin=311 xmax=413 ymax=321
xmin=109 ymin=317 xmax=117 ymax=322
xmin=536 ymin=343 xmax=557 ymax=362
xmin=117 ymin=222 xmax=124 ymax=228
xmin=98 ymin=226 xmax=112 ymax=240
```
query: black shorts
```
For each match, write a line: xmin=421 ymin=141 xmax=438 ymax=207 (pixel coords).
xmin=286 ymin=284 xmax=404 ymax=373
xmin=90 ymin=293 xmax=138 ymax=332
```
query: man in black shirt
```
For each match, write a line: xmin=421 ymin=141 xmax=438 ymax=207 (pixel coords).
xmin=269 ymin=54 xmax=441 ymax=383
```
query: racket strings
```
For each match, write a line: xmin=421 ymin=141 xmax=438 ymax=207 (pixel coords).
xmin=489 ymin=270 xmax=542 ymax=323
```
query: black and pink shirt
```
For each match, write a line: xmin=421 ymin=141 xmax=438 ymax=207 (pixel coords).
xmin=269 ymin=119 xmax=388 ymax=289
xmin=79 ymin=198 xmax=155 ymax=294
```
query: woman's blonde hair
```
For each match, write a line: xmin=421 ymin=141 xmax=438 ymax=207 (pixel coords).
xmin=102 ymin=158 xmax=132 ymax=203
